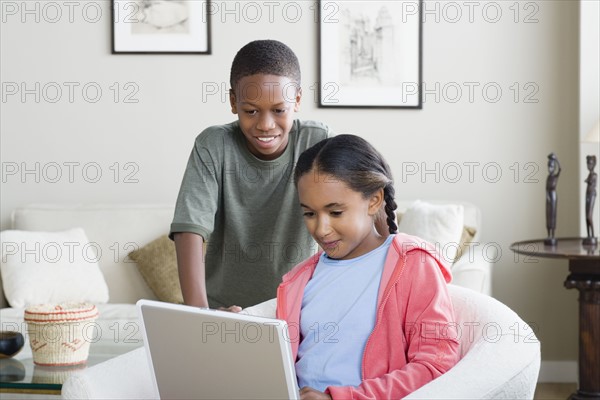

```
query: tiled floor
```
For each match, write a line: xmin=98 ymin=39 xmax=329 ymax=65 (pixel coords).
xmin=534 ymin=383 xmax=577 ymax=399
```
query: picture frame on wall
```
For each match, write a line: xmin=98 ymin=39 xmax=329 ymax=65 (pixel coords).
xmin=112 ymin=0 xmax=211 ymax=54
xmin=318 ymin=0 xmax=422 ymax=108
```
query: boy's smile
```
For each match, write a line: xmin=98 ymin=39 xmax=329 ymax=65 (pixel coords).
xmin=230 ymin=74 xmax=301 ymax=161
xmin=297 ymin=171 xmax=384 ymax=260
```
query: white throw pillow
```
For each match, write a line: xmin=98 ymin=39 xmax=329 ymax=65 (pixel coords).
xmin=397 ymin=201 xmax=465 ymax=264
xmin=0 ymin=228 xmax=109 ymax=308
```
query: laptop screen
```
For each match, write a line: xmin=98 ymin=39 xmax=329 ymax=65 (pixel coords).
xmin=137 ymin=300 xmax=299 ymax=400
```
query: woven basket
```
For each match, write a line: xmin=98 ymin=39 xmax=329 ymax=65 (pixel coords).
xmin=24 ymin=303 xmax=99 ymax=366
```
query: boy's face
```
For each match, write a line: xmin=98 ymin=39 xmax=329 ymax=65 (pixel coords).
xmin=230 ymin=74 xmax=301 ymax=161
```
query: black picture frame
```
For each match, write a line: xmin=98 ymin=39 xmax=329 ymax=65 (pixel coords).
xmin=318 ymin=0 xmax=423 ymax=108
xmin=112 ymin=0 xmax=211 ymax=55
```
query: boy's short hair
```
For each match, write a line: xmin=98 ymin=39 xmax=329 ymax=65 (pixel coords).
xmin=229 ymin=40 xmax=301 ymax=90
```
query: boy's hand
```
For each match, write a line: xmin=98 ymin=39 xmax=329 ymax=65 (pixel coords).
xmin=300 ymin=387 xmax=332 ymax=400
xmin=218 ymin=305 xmax=242 ymax=313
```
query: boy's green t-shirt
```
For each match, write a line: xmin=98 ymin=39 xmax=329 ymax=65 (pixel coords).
xmin=170 ymin=119 xmax=330 ymax=308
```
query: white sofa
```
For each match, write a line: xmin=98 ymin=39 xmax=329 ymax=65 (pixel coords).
xmin=0 ymin=205 xmax=176 ymax=349
xmin=61 ymin=284 xmax=540 ymax=399
xmin=0 ymin=202 xmax=493 ymax=398
xmin=0 ymin=202 xmax=491 ymax=337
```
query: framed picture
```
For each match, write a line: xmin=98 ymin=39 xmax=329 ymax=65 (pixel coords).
xmin=112 ymin=0 xmax=211 ymax=54
xmin=318 ymin=0 xmax=422 ymax=108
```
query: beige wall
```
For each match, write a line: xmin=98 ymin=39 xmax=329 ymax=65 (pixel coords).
xmin=1 ymin=0 xmax=584 ymax=369
xmin=580 ymin=1 xmax=600 ymax=236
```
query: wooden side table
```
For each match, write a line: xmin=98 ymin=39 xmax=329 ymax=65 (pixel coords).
xmin=510 ymin=238 xmax=600 ymax=400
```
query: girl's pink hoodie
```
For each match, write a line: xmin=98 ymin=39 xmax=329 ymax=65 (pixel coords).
xmin=276 ymin=233 xmax=461 ymax=399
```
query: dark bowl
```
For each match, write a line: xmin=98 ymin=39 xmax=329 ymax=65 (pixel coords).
xmin=0 ymin=332 xmax=25 ymax=358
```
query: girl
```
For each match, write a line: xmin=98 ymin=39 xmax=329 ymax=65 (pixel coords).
xmin=276 ymin=135 xmax=460 ymax=400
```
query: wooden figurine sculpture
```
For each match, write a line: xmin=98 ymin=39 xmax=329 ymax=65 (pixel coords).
xmin=583 ymin=155 xmax=597 ymax=246
xmin=545 ymin=153 xmax=561 ymax=246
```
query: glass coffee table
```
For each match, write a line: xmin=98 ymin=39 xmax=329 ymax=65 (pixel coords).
xmin=0 ymin=341 xmax=143 ymax=396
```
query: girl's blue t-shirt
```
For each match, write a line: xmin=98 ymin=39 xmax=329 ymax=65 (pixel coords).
xmin=295 ymin=234 xmax=395 ymax=391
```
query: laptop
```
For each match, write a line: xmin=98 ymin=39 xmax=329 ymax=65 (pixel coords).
xmin=137 ymin=299 xmax=300 ymax=400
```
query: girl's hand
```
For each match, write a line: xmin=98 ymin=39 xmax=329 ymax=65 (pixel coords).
xmin=300 ymin=387 xmax=332 ymax=400
xmin=218 ymin=305 xmax=242 ymax=313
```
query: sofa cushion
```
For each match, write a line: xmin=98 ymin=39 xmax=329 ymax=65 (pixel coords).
xmin=10 ymin=205 xmax=174 ymax=304
xmin=396 ymin=212 xmax=476 ymax=263
xmin=129 ymin=235 xmax=183 ymax=304
xmin=397 ymin=201 xmax=465 ymax=264
xmin=0 ymin=228 xmax=109 ymax=308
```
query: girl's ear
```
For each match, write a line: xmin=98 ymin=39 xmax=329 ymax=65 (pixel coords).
xmin=368 ymin=188 xmax=385 ymax=216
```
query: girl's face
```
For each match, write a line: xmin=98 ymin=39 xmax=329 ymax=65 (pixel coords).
xmin=297 ymin=171 xmax=384 ymax=260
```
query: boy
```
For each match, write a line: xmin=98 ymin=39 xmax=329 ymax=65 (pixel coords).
xmin=169 ymin=40 xmax=331 ymax=309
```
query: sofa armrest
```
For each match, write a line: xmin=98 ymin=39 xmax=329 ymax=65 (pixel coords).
xmin=451 ymin=244 xmax=493 ymax=296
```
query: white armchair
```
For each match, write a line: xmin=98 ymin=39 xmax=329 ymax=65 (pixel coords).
xmin=62 ymin=285 xmax=539 ymax=399
xmin=405 ymin=285 xmax=540 ymax=399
